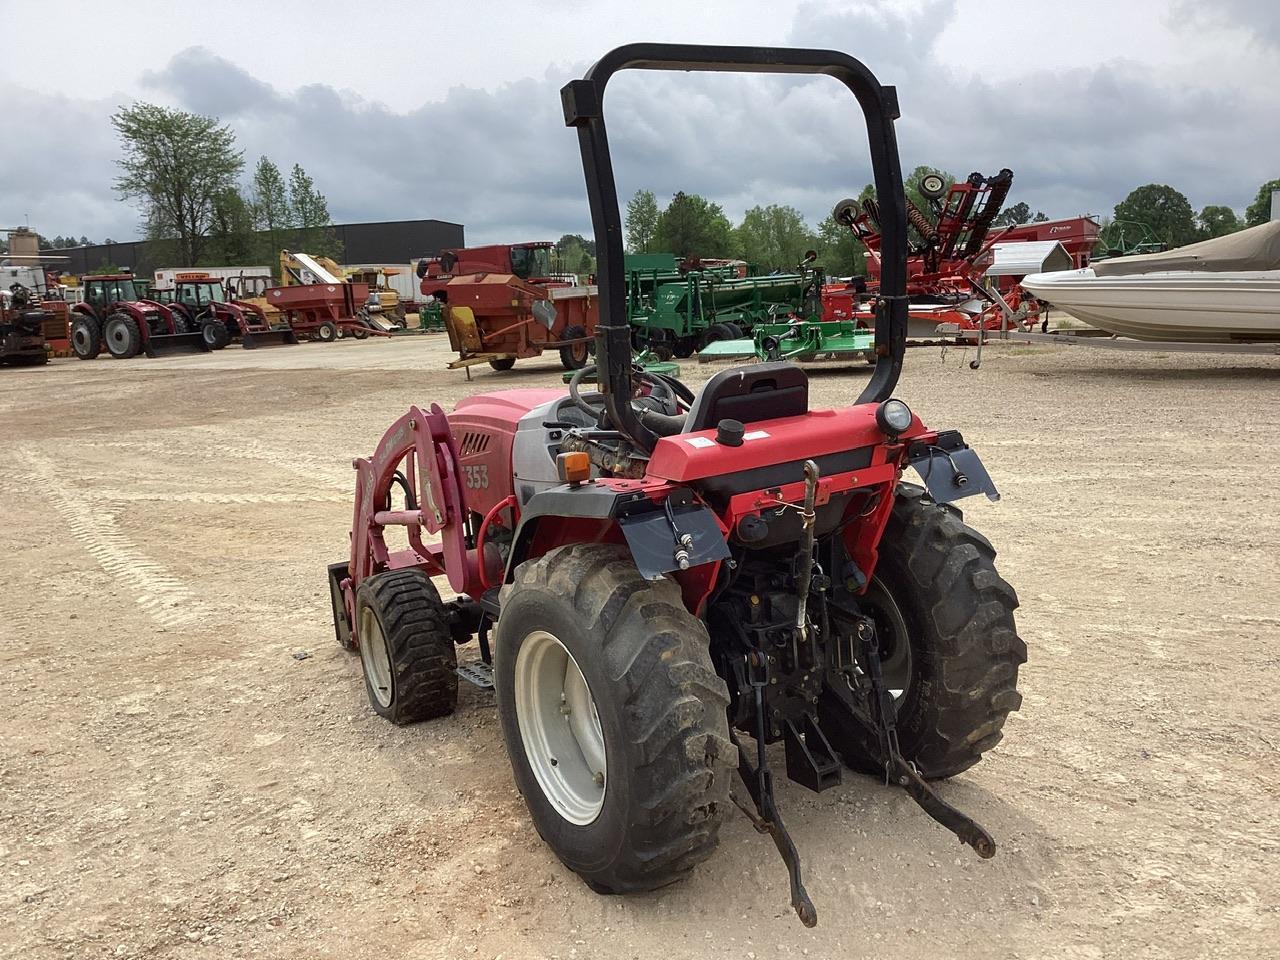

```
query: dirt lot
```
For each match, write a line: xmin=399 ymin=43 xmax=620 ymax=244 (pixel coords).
xmin=2 ymin=335 xmax=1277 ymax=960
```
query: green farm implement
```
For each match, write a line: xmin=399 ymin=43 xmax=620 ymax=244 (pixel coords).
xmin=698 ymin=318 xmax=875 ymax=364
xmin=629 ymin=271 xmax=812 ymax=358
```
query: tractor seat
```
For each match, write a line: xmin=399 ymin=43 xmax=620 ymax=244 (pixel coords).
xmin=683 ymin=362 xmax=809 ymax=434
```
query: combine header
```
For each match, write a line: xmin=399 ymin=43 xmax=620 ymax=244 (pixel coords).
xmin=328 ymin=43 xmax=1024 ymax=926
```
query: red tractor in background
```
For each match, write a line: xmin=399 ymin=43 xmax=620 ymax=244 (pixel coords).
xmin=70 ymin=274 xmax=211 ymax=359
xmin=417 ymin=241 xmax=598 ymax=373
xmin=158 ymin=273 xmax=297 ymax=349
xmin=329 ymin=45 xmax=1024 ymax=926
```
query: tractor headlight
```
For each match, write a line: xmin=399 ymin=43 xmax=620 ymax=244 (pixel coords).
xmin=876 ymin=398 xmax=913 ymax=437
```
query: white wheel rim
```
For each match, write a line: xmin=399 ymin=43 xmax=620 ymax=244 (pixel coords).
xmin=106 ymin=320 xmax=129 ymax=352
xmin=514 ymin=630 xmax=606 ymax=825
xmin=358 ymin=608 xmax=393 ymax=708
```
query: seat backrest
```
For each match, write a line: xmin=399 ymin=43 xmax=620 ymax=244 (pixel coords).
xmin=684 ymin=361 xmax=809 ymax=433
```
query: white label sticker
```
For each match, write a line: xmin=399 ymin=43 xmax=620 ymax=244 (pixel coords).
xmin=684 ymin=436 xmax=715 ymax=448
xmin=743 ymin=430 xmax=770 ymax=441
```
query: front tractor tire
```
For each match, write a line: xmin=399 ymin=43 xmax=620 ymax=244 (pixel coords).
xmin=495 ymin=544 xmax=735 ymax=894
xmin=202 ymin=319 xmax=231 ymax=350
xmin=354 ymin=569 xmax=458 ymax=724
xmin=820 ymin=483 xmax=1025 ymax=780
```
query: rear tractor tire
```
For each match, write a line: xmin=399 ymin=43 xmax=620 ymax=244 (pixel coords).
xmin=104 ymin=313 xmax=142 ymax=359
xmin=495 ymin=544 xmax=735 ymax=894
xmin=819 ymin=483 xmax=1025 ymax=780
xmin=70 ymin=316 xmax=101 ymax=360
xmin=354 ymin=569 xmax=458 ymax=724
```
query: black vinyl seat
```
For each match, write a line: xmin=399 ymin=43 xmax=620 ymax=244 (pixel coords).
xmin=683 ymin=362 xmax=809 ymax=433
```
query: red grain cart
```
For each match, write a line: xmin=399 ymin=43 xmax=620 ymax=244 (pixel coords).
xmin=262 ymin=282 xmax=389 ymax=342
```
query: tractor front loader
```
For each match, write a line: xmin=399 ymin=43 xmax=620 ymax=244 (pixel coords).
xmin=329 ymin=44 xmax=1024 ymax=926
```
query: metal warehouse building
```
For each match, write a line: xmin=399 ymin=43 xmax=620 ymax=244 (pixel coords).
xmin=60 ymin=219 xmax=465 ymax=276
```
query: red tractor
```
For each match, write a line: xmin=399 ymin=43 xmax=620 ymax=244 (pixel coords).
xmin=329 ymin=45 xmax=1024 ymax=926
xmin=70 ymin=274 xmax=210 ymax=359
xmin=163 ymin=273 xmax=297 ymax=349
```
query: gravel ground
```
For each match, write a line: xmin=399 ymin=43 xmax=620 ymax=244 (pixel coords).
xmin=1 ymin=334 xmax=1277 ymax=960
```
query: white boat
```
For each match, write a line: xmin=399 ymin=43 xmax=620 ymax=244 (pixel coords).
xmin=1021 ymin=221 xmax=1280 ymax=343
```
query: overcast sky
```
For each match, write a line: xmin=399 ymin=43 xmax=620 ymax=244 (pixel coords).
xmin=2 ymin=0 xmax=1276 ymax=246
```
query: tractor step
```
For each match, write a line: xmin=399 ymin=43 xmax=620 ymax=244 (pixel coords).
xmin=456 ymin=661 xmax=495 ymax=689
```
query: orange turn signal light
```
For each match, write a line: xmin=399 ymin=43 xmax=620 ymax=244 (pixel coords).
xmin=556 ymin=451 xmax=591 ymax=485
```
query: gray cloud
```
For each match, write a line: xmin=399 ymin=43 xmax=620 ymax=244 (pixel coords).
xmin=5 ymin=2 xmax=1277 ymax=248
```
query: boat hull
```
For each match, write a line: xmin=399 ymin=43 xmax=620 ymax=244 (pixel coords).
xmin=1021 ymin=269 xmax=1280 ymax=343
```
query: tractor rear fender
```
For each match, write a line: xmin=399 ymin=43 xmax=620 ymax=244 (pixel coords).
xmin=70 ymin=302 xmax=99 ymax=322
xmin=505 ymin=483 xmax=731 ymax=615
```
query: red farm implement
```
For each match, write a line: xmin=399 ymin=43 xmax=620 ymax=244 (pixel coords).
xmin=328 ymin=44 xmax=1024 ymax=927
xmin=419 ymin=242 xmax=599 ymax=372
xmin=825 ymin=171 xmax=1100 ymax=339
xmin=263 ymin=282 xmax=390 ymax=343
xmin=70 ymin=274 xmax=210 ymax=360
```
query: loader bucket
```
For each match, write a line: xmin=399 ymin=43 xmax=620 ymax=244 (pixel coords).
xmin=143 ymin=331 xmax=212 ymax=358
xmin=241 ymin=326 xmax=299 ymax=349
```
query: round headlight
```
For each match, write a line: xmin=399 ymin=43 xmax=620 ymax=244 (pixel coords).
xmin=875 ymin=398 xmax=913 ymax=437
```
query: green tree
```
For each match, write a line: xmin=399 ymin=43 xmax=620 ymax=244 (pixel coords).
xmin=288 ymin=163 xmax=340 ymax=258
xmin=815 ymin=214 xmax=865 ymax=276
xmin=553 ymin=234 xmax=595 ymax=277
xmin=111 ymin=102 xmax=243 ymax=265
xmin=734 ymin=204 xmax=816 ymax=271
xmin=249 ymin=157 xmax=291 ymax=268
xmin=624 ymin=189 xmax=659 ymax=253
xmin=204 ymin=188 xmax=257 ymax=265
xmin=1244 ymin=179 xmax=1280 ymax=226
xmin=1197 ymin=205 xmax=1242 ymax=239
xmin=1113 ymin=184 xmax=1197 ymax=248
xmin=815 ymin=184 xmax=874 ymax=276
xmin=1032 ymin=211 xmax=1049 ymax=222
xmin=652 ymin=192 xmax=737 ymax=259
xmin=994 ymin=201 xmax=1032 ymax=227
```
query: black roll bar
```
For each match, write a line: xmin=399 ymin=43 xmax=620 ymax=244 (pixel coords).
xmin=561 ymin=43 xmax=909 ymax=453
